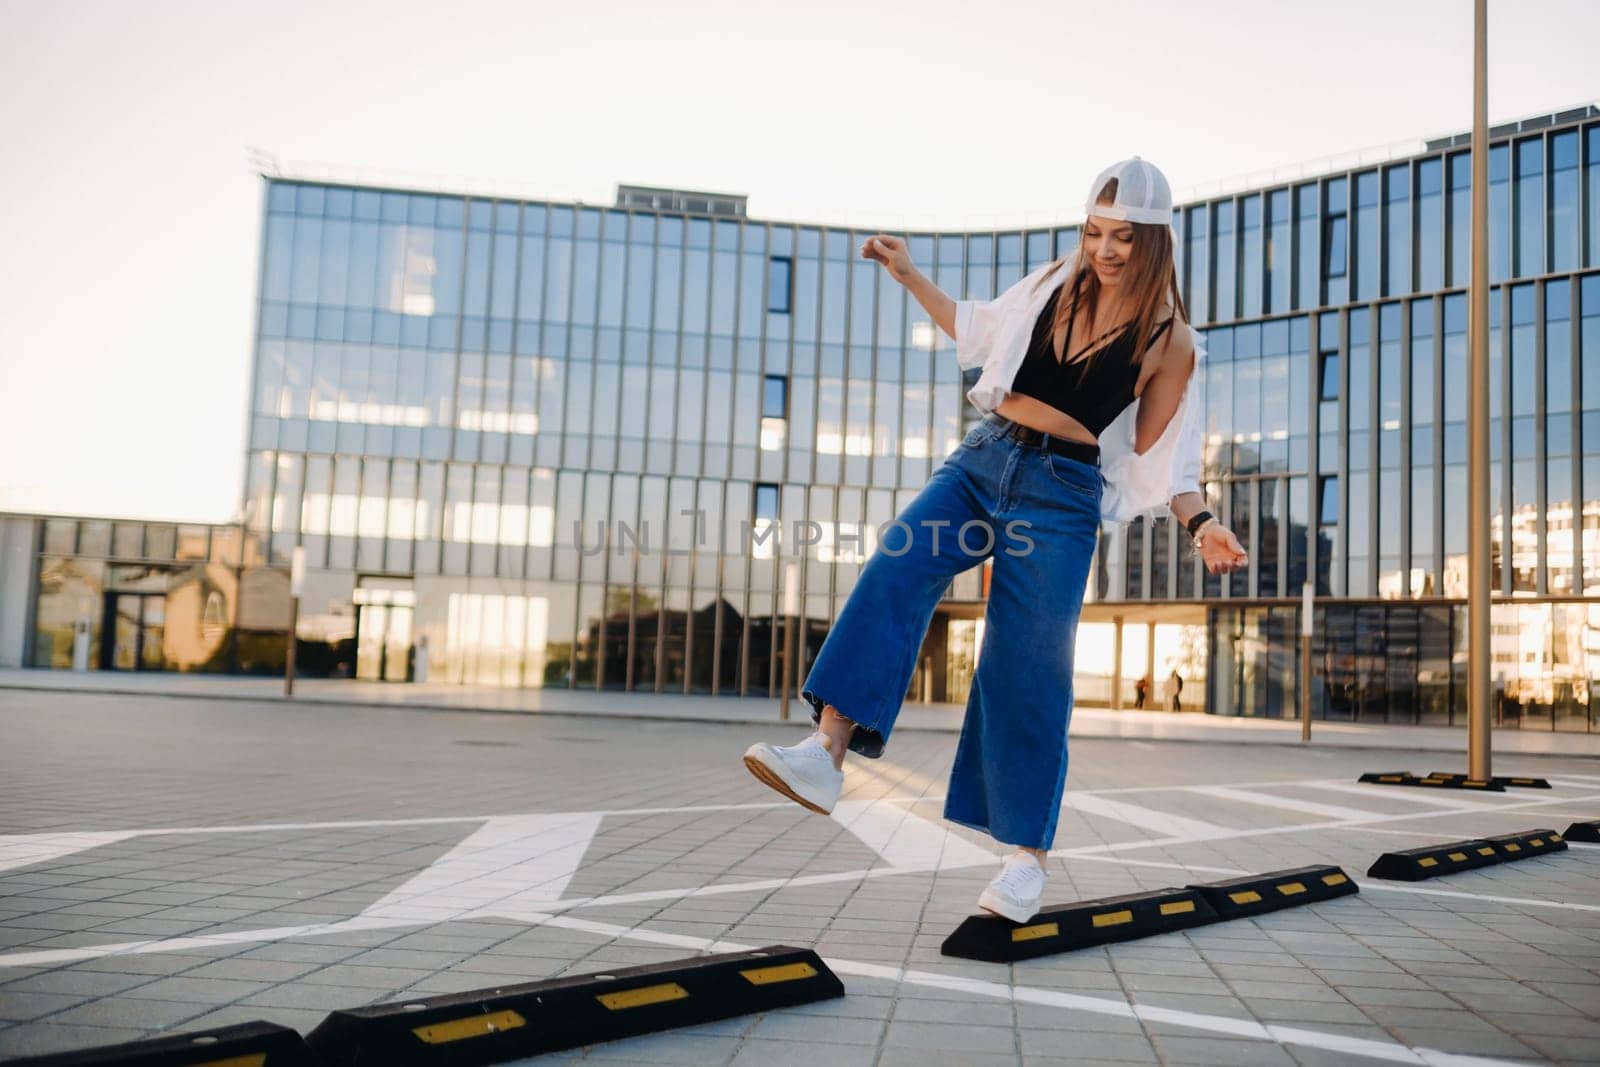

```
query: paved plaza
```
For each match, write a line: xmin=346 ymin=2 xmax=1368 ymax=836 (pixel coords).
xmin=0 ymin=687 xmax=1597 ymax=1065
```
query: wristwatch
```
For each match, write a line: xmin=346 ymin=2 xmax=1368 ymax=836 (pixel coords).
xmin=1186 ymin=509 xmax=1216 ymax=551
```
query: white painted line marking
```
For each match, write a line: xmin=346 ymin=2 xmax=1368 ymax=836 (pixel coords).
xmin=521 ymin=912 xmax=1527 ymax=1067
xmin=1064 ymin=792 xmax=1228 ymax=839
xmin=359 ymin=813 xmax=602 ymax=923
xmin=1357 ymin=881 xmax=1600 ymax=913
xmin=830 ymin=799 xmax=997 ymax=870
xmin=1185 ymin=784 xmax=1382 ymax=821
xmin=1059 ymin=791 xmax=1600 ymax=857
xmin=1067 ymin=854 xmax=1243 ymax=876
xmin=0 ymin=832 xmax=146 ymax=875
xmin=1300 ymin=780 xmax=1499 ymax=810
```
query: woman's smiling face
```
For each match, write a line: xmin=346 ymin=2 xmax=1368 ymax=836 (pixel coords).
xmin=1083 ymin=213 xmax=1135 ymax=286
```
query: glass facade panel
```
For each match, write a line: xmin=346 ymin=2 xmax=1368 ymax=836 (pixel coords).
xmin=1490 ymin=142 xmax=1510 ymax=281
xmin=1448 ymin=152 xmax=1470 ymax=286
xmin=1324 ymin=177 xmax=1348 ymax=306
xmin=1353 ymin=171 xmax=1379 ymax=301
xmin=1589 ymin=126 xmax=1600 ymax=268
xmin=1514 ymin=137 xmax=1544 ymax=277
xmin=1416 ymin=158 xmax=1443 ymax=292
xmin=1295 ymin=183 xmax=1318 ymax=311
xmin=1384 ymin=164 xmax=1410 ymax=295
xmin=1186 ymin=205 xmax=1209 ymax=324
xmin=1266 ymin=189 xmax=1289 ymax=314
xmin=1240 ymin=195 xmax=1262 ymax=318
xmin=1550 ymin=131 xmax=1578 ymax=273
xmin=1213 ymin=201 xmax=1236 ymax=321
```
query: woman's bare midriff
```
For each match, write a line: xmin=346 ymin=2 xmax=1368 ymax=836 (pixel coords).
xmin=993 ymin=393 xmax=1100 ymax=444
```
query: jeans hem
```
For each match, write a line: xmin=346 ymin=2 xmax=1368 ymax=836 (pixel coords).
xmin=941 ymin=809 xmax=1051 ymax=852
xmin=801 ymin=688 xmax=887 ymax=759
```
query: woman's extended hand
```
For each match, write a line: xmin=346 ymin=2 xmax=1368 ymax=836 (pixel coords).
xmin=1199 ymin=523 xmax=1248 ymax=575
xmin=860 ymin=234 xmax=916 ymax=285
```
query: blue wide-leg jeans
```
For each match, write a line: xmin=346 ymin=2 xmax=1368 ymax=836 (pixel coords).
xmin=799 ymin=413 xmax=1104 ymax=851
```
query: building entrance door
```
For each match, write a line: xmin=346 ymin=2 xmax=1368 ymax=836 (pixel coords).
xmin=356 ymin=602 xmax=414 ymax=681
xmin=101 ymin=593 xmax=167 ymax=671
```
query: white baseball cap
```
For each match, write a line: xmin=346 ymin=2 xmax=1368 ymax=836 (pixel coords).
xmin=1084 ymin=157 xmax=1174 ymax=226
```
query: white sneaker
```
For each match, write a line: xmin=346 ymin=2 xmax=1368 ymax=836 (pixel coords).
xmin=743 ymin=732 xmax=844 ymax=815
xmin=978 ymin=851 xmax=1048 ymax=923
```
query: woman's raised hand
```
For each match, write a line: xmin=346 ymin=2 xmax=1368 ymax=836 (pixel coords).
xmin=860 ymin=234 xmax=916 ymax=284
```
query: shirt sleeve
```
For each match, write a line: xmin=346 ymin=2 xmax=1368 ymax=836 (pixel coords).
xmin=953 ymin=257 xmax=1070 ymax=371
xmin=1168 ymin=325 xmax=1207 ymax=500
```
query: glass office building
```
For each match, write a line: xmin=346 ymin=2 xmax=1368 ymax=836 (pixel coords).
xmin=10 ymin=106 xmax=1600 ymax=731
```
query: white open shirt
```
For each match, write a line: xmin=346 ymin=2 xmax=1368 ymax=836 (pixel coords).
xmin=952 ymin=254 xmax=1206 ymax=524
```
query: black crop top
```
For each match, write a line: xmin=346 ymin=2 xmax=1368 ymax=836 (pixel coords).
xmin=1007 ymin=280 xmax=1174 ymax=438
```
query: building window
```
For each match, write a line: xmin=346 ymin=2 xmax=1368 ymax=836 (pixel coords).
xmin=1550 ymin=130 xmax=1578 ymax=273
xmin=1383 ymin=164 xmax=1411 ymax=296
xmin=1295 ymin=183 xmax=1319 ymax=311
xmin=1319 ymin=476 xmax=1339 ymax=526
xmin=1319 ymin=352 xmax=1340 ymax=402
xmin=755 ymin=483 xmax=780 ymax=524
xmin=760 ymin=375 xmax=788 ymax=451
xmin=1514 ymin=137 xmax=1544 ymax=278
xmin=1323 ymin=177 xmax=1349 ymax=306
xmin=762 ymin=375 xmax=788 ymax=419
xmin=768 ymin=255 xmax=793 ymax=314
xmin=1416 ymin=158 xmax=1443 ymax=292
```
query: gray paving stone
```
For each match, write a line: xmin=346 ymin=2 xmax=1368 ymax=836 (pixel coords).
xmin=3 ymin=689 xmax=1597 ymax=1067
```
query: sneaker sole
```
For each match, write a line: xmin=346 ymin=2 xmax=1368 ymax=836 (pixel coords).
xmin=977 ymin=889 xmax=1040 ymax=925
xmin=742 ymin=753 xmax=833 ymax=816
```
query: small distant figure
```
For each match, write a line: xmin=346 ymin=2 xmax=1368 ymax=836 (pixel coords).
xmin=1133 ymin=675 xmax=1149 ymax=710
xmin=1164 ymin=669 xmax=1184 ymax=712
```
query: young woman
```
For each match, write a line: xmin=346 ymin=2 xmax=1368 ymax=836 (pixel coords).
xmin=743 ymin=158 xmax=1246 ymax=923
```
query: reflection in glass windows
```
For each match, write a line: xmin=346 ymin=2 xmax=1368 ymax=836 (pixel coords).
xmin=1323 ymin=177 xmax=1348 ymax=305
xmin=1353 ymin=171 xmax=1378 ymax=302
xmin=1416 ymin=158 xmax=1442 ymax=292
xmin=1383 ymin=165 xmax=1409 ymax=296
xmin=1212 ymin=201 xmax=1235 ymax=322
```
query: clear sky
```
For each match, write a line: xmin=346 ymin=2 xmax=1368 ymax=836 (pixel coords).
xmin=0 ymin=0 xmax=1594 ymax=523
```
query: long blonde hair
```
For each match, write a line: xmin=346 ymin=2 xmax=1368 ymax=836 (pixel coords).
xmin=1035 ymin=177 xmax=1188 ymax=367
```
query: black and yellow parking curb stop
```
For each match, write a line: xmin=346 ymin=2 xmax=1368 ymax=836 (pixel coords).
xmin=940 ymin=887 xmax=1218 ymax=963
xmin=4 ymin=1020 xmax=319 ymax=1066
xmin=1358 ymin=771 xmax=1506 ymax=792
xmin=1368 ymin=828 xmax=1567 ymax=881
xmin=1425 ymin=771 xmax=1551 ymax=789
xmin=304 ymin=945 xmax=841 ymax=1064
xmin=1564 ymin=820 xmax=1600 ymax=843
xmin=1187 ymin=865 xmax=1358 ymax=920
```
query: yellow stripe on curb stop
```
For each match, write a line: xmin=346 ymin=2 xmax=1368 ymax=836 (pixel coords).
xmin=412 ymin=1010 xmax=526 ymax=1044
xmin=1321 ymin=873 xmax=1349 ymax=886
xmin=597 ymin=983 xmax=690 ymax=1011
xmin=1011 ymin=922 xmax=1059 ymax=942
xmin=1276 ymin=882 xmax=1307 ymax=895
xmin=197 ymin=1056 xmax=267 ymax=1067
xmin=1418 ymin=858 xmax=1438 ymax=868
xmin=1159 ymin=900 xmax=1196 ymax=916
xmin=1092 ymin=910 xmax=1134 ymax=928
xmin=1229 ymin=890 xmax=1262 ymax=905
xmin=741 ymin=962 xmax=817 ymax=986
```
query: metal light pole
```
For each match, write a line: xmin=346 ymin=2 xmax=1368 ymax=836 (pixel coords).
xmin=1466 ymin=0 xmax=1492 ymax=781
xmin=1301 ymin=582 xmax=1314 ymax=743
xmin=286 ymin=546 xmax=305 ymax=698
xmin=780 ymin=561 xmax=798 ymax=721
